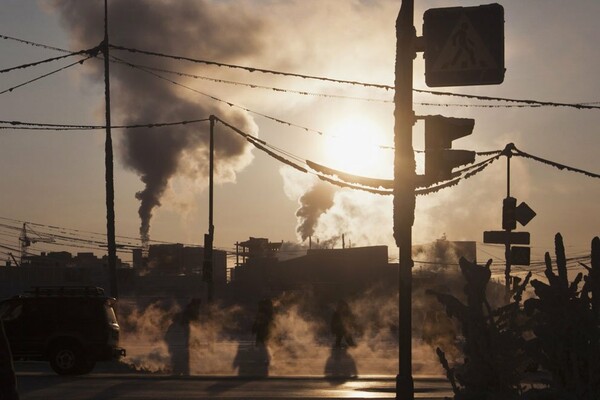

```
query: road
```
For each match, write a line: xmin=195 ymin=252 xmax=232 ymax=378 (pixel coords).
xmin=16 ymin=364 xmax=452 ymax=400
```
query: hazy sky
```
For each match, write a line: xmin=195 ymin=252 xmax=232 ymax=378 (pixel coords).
xmin=0 ymin=0 xmax=598 ymax=272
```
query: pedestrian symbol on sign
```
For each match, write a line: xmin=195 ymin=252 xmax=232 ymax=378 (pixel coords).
xmin=434 ymin=15 xmax=497 ymax=73
xmin=444 ymin=22 xmax=476 ymax=69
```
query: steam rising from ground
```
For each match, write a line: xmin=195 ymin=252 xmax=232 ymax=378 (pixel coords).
xmin=117 ymin=289 xmax=448 ymax=376
xmin=119 ymin=299 xmax=244 ymax=374
xmin=118 ymin=300 xmax=175 ymax=372
xmin=51 ymin=0 xmax=260 ymax=245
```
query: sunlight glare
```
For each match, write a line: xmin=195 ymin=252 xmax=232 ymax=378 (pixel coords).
xmin=323 ymin=116 xmax=390 ymax=178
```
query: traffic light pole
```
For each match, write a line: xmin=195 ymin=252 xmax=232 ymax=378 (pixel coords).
xmin=504 ymin=147 xmax=512 ymax=294
xmin=394 ymin=1 xmax=416 ymax=399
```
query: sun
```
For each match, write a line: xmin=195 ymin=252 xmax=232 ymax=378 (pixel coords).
xmin=322 ymin=115 xmax=391 ymax=178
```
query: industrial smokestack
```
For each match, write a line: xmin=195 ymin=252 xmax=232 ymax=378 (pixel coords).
xmin=51 ymin=0 xmax=262 ymax=246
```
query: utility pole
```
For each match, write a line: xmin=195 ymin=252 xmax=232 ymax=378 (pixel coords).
xmin=103 ymin=0 xmax=118 ymax=299
xmin=203 ymin=115 xmax=215 ymax=304
xmin=394 ymin=0 xmax=416 ymax=399
xmin=19 ymin=223 xmax=29 ymax=264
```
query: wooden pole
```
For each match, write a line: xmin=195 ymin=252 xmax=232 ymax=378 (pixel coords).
xmin=103 ymin=0 xmax=118 ymax=299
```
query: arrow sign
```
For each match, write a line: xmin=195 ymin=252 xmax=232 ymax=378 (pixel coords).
xmin=516 ymin=201 xmax=536 ymax=226
xmin=483 ymin=231 xmax=530 ymax=245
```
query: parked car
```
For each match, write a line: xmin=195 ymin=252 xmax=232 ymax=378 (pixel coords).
xmin=0 ymin=286 xmax=125 ymax=375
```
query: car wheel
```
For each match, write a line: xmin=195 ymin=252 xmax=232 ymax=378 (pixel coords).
xmin=50 ymin=342 xmax=83 ymax=375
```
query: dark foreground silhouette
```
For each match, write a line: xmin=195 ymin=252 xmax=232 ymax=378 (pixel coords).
xmin=165 ymin=299 xmax=201 ymax=375
xmin=429 ymin=233 xmax=600 ymax=400
xmin=232 ymin=343 xmax=270 ymax=377
xmin=0 ymin=302 xmax=21 ymax=400
xmin=324 ymin=345 xmax=357 ymax=383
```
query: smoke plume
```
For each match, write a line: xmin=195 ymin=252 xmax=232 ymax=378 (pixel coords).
xmin=51 ymin=0 xmax=262 ymax=244
xmin=282 ymin=167 xmax=395 ymax=249
xmin=295 ymin=179 xmax=337 ymax=242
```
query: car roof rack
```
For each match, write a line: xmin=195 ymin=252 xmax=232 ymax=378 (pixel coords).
xmin=25 ymin=286 xmax=106 ymax=297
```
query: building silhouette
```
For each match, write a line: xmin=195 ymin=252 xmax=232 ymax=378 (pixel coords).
xmin=230 ymin=236 xmax=476 ymax=304
xmin=0 ymin=243 xmax=226 ymax=299
xmin=1 ymin=236 xmax=475 ymax=307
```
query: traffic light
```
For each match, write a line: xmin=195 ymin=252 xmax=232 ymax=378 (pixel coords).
xmin=485 ymin=196 xmax=537 ymax=267
xmin=502 ymin=196 xmax=517 ymax=230
xmin=502 ymin=196 xmax=536 ymax=231
xmin=424 ymin=115 xmax=476 ymax=182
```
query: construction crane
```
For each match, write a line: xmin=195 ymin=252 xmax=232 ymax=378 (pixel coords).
xmin=19 ymin=223 xmax=55 ymax=265
xmin=8 ymin=252 xmax=19 ymax=267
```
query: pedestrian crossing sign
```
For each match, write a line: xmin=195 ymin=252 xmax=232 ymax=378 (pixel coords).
xmin=423 ymin=4 xmax=505 ymax=87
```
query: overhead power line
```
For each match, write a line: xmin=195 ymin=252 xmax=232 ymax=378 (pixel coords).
xmin=510 ymin=145 xmax=600 ymax=179
xmin=0 ymin=217 xmax=237 ymax=255
xmin=2 ymin=34 xmax=598 ymax=109
xmin=413 ymin=89 xmax=600 ymax=111
xmin=0 ymin=55 xmax=94 ymax=96
xmin=109 ymin=57 xmax=393 ymax=103
xmin=0 ymin=113 xmax=498 ymax=161
xmin=0 ymin=35 xmax=600 ymax=109
xmin=221 ymin=118 xmax=600 ymax=189
xmin=0 ymin=46 xmax=100 ymax=74
xmin=112 ymin=55 xmax=551 ymax=108
xmin=214 ymin=115 xmax=498 ymax=196
xmin=0 ymin=118 xmax=210 ymax=131
xmin=109 ymin=44 xmax=600 ymax=110
xmin=3 ymin=118 xmax=599 ymax=182
xmin=111 ymin=55 xmax=330 ymax=136
xmin=2 ymin=36 xmax=598 ymax=185
xmin=0 ymin=243 xmax=21 ymax=253
xmin=6 ymin=121 xmax=596 ymax=191
xmin=415 ymin=102 xmax=542 ymax=109
xmin=0 ymin=34 xmax=71 ymax=53
xmin=216 ymin=117 xmax=600 ymax=196
xmin=110 ymin=44 xmax=393 ymax=90
xmin=113 ymin=57 xmax=519 ymax=153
